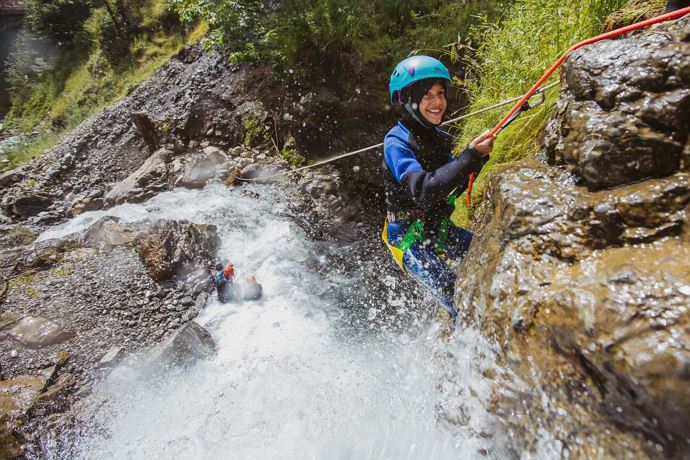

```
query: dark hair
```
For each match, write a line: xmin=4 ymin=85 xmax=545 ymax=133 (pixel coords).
xmin=400 ymin=78 xmax=448 ymax=106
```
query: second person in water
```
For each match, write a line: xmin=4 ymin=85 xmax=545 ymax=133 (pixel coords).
xmin=382 ymin=55 xmax=494 ymax=321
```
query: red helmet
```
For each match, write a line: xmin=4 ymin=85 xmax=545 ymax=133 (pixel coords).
xmin=223 ymin=264 xmax=234 ymax=278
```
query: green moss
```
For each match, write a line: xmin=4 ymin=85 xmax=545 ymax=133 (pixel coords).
xmin=451 ymin=0 xmax=628 ymax=227
xmin=242 ymin=112 xmax=269 ymax=147
xmin=8 ymin=274 xmax=34 ymax=289
xmin=281 ymin=135 xmax=305 ymax=166
xmin=52 ymin=262 xmax=74 ymax=277
xmin=20 ymin=178 xmax=37 ymax=191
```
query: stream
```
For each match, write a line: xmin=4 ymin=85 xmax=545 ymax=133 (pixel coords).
xmin=40 ymin=182 xmax=515 ymax=459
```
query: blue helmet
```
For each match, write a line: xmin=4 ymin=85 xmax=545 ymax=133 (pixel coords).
xmin=389 ymin=55 xmax=451 ymax=103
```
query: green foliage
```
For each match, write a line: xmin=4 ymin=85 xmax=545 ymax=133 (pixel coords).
xmin=242 ymin=112 xmax=269 ymax=147
xmin=93 ymin=6 xmax=133 ymax=62
xmin=451 ymin=0 xmax=628 ymax=226
xmin=281 ymin=135 xmax=305 ymax=166
xmin=4 ymin=0 xmax=187 ymax=168
xmin=4 ymin=131 xmax=61 ymax=167
xmin=25 ymin=0 xmax=91 ymax=43
xmin=170 ymin=0 xmax=508 ymax=71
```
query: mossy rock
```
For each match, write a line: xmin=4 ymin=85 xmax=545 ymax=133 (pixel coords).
xmin=242 ymin=111 xmax=270 ymax=148
xmin=0 ymin=225 xmax=37 ymax=249
xmin=281 ymin=135 xmax=305 ymax=166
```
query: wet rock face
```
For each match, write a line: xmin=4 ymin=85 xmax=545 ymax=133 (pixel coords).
xmin=159 ymin=321 xmax=216 ymax=367
xmin=543 ymin=17 xmax=690 ymax=189
xmin=459 ymin=17 xmax=690 ymax=460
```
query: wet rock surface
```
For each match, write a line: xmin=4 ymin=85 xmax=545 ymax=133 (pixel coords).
xmin=458 ymin=17 xmax=690 ymax=460
xmin=158 ymin=321 xmax=216 ymax=367
xmin=0 ymin=217 xmax=217 ymax=456
xmin=543 ymin=17 xmax=690 ymax=189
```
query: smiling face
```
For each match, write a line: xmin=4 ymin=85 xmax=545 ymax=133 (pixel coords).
xmin=418 ymin=82 xmax=447 ymax=126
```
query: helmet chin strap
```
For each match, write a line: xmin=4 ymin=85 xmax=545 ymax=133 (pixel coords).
xmin=402 ymin=99 xmax=437 ymax=129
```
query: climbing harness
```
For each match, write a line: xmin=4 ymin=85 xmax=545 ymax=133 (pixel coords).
xmin=382 ymin=214 xmax=452 ymax=272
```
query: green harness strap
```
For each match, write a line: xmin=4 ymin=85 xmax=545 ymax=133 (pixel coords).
xmin=397 ymin=193 xmax=457 ymax=254
xmin=434 ymin=217 xmax=451 ymax=255
xmin=398 ymin=218 xmax=425 ymax=252
xmin=397 ymin=216 xmax=451 ymax=255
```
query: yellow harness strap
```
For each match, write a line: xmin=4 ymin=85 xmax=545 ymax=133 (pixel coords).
xmin=382 ymin=219 xmax=406 ymax=272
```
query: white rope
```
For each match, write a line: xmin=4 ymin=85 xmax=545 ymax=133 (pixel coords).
xmin=239 ymin=81 xmax=560 ymax=182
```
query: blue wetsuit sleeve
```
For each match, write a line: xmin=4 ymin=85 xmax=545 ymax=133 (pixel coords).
xmin=384 ymin=135 xmax=423 ymax=183
xmin=403 ymin=147 xmax=488 ymax=208
xmin=384 ymin=126 xmax=487 ymax=208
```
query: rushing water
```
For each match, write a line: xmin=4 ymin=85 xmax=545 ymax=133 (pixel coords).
xmin=41 ymin=183 xmax=512 ymax=459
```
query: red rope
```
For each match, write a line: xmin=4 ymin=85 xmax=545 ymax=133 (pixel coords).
xmin=466 ymin=172 xmax=475 ymax=205
xmin=489 ymin=6 xmax=690 ymax=137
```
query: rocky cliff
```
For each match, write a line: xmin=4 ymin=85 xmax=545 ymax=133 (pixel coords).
xmin=456 ymin=15 xmax=690 ymax=459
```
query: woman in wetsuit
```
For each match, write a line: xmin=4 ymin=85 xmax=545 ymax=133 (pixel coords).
xmin=382 ymin=55 xmax=494 ymax=320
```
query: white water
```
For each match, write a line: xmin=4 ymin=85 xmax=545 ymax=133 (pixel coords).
xmin=42 ymin=183 xmax=512 ymax=459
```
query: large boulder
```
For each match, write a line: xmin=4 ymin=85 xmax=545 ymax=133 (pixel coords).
xmin=159 ymin=321 xmax=216 ymax=367
xmin=543 ymin=17 xmax=690 ymax=189
xmin=9 ymin=317 xmax=74 ymax=349
xmin=178 ymin=147 xmax=228 ymax=188
xmin=457 ymin=16 xmax=690 ymax=459
xmin=133 ymin=219 xmax=219 ymax=281
xmin=103 ymin=149 xmax=170 ymax=206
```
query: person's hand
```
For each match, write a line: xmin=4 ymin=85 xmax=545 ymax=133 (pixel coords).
xmin=469 ymin=130 xmax=495 ymax=157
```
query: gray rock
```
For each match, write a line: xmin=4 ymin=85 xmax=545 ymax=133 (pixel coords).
xmin=179 ymin=151 xmax=228 ymax=188
xmin=9 ymin=317 xmax=74 ymax=349
xmin=131 ymin=111 xmax=159 ymax=152
xmin=240 ymin=163 xmax=280 ymax=179
xmin=0 ymin=169 xmax=24 ymax=188
xmin=159 ymin=321 xmax=215 ymax=367
xmin=98 ymin=346 xmax=123 ymax=366
xmin=11 ymin=193 xmax=54 ymax=218
xmin=104 ymin=149 xmax=170 ymax=206
xmin=81 ymin=216 xmax=137 ymax=250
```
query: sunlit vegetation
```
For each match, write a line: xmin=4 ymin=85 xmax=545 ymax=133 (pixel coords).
xmin=450 ymin=0 xmax=631 ymax=226
xmin=3 ymin=0 xmax=196 ymax=168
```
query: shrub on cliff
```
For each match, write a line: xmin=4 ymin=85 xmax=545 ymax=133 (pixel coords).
xmin=451 ymin=0 xmax=630 ymax=226
xmin=25 ymin=0 xmax=92 ymax=44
